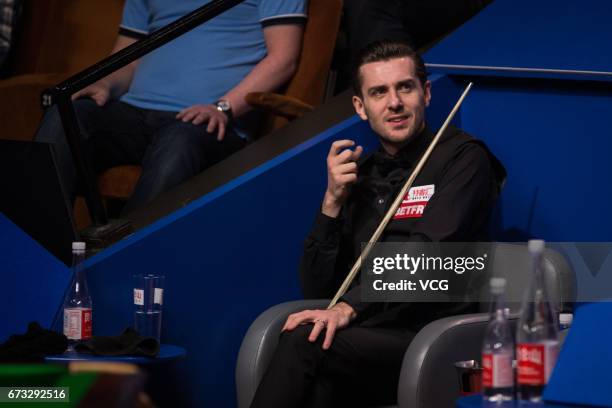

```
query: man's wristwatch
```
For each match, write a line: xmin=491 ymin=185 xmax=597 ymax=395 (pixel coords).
xmin=215 ymin=99 xmax=233 ymax=123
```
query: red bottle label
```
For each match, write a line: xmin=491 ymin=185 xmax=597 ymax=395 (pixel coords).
xmin=64 ymin=308 xmax=92 ymax=340
xmin=81 ymin=309 xmax=92 ymax=339
xmin=517 ymin=342 xmax=559 ymax=385
xmin=482 ymin=352 xmax=513 ymax=388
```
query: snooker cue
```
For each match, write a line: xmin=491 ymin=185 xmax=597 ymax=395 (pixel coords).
xmin=327 ymin=82 xmax=474 ymax=309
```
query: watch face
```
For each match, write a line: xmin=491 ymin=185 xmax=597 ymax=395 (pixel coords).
xmin=217 ymin=100 xmax=231 ymax=112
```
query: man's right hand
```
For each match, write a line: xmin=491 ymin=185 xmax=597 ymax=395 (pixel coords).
xmin=322 ymin=140 xmax=363 ymax=218
xmin=72 ymin=81 xmax=112 ymax=107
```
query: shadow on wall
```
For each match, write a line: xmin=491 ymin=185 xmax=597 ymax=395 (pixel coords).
xmin=489 ymin=186 xmax=540 ymax=242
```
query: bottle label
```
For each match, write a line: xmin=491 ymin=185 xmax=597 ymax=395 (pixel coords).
xmin=517 ymin=342 xmax=559 ymax=385
xmin=63 ymin=308 xmax=92 ymax=340
xmin=134 ymin=289 xmax=144 ymax=305
xmin=482 ymin=352 xmax=513 ymax=388
xmin=154 ymin=288 xmax=163 ymax=305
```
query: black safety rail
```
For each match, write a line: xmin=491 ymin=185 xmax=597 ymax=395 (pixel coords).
xmin=45 ymin=0 xmax=245 ymax=227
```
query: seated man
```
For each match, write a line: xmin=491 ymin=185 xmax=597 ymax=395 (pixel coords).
xmin=250 ymin=40 xmax=506 ymax=408
xmin=36 ymin=0 xmax=306 ymax=213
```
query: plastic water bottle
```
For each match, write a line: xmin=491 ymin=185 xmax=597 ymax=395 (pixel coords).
xmin=482 ymin=277 xmax=514 ymax=402
xmin=62 ymin=242 xmax=92 ymax=347
xmin=516 ymin=240 xmax=559 ymax=402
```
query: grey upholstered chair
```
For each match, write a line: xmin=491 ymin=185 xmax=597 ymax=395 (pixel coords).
xmin=236 ymin=243 xmax=575 ymax=408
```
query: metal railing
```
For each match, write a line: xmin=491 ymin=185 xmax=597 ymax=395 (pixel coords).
xmin=45 ymin=0 xmax=245 ymax=226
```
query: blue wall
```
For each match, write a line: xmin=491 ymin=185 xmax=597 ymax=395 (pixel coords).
xmin=426 ymin=0 xmax=612 ymax=75
xmin=459 ymin=79 xmax=612 ymax=241
xmin=0 ymin=213 xmax=70 ymax=341
xmin=423 ymin=0 xmax=612 ymax=241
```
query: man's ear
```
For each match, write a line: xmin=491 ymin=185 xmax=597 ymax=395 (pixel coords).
xmin=352 ymin=95 xmax=368 ymax=121
xmin=424 ymin=80 xmax=432 ymax=107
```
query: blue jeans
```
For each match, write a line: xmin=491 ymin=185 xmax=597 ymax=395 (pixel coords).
xmin=35 ymin=99 xmax=247 ymax=214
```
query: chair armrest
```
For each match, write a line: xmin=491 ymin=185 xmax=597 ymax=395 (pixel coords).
xmin=235 ymin=299 xmax=329 ymax=408
xmin=245 ymin=92 xmax=314 ymax=121
xmin=398 ymin=313 xmax=518 ymax=408
xmin=0 ymin=73 xmax=67 ymax=140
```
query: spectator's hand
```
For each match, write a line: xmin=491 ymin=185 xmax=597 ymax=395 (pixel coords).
xmin=176 ymin=104 xmax=228 ymax=141
xmin=281 ymin=302 xmax=356 ymax=350
xmin=72 ymin=82 xmax=111 ymax=106
xmin=322 ymin=140 xmax=363 ymax=217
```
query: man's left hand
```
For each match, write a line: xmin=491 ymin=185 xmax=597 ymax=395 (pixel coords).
xmin=176 ymin=104 xmax=228 ymax=141
xmin=281 ymin=302 xmax=356 ymax=350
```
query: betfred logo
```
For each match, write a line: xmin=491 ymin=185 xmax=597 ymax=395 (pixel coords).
xmin=394 ymin=184 xmax=435 ymax=219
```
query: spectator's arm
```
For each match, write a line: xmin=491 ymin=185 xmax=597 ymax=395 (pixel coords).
xmin=72 ymin=35 xmax=138 ymax=104
xmin=105 ymin=35 xmax=140 ymax=99
xmin=221 ymin=24 xmax=303 ymax=118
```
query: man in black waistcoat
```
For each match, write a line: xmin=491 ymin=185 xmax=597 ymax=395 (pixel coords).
xmin=250 ymin=40 xmax=506 ymax=408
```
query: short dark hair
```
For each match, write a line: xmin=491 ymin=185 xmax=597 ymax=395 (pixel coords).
xmin=351 ymin=40 xmax=427 ymax=96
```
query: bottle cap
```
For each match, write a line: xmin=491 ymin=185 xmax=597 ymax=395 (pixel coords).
xmin=528 ymin=239 xmax=545 ymax=254
xmin=72 ymin=242 xmax=86 ymax=251
xmin=559 ymin=312 xmax=573 ymax=326
xmin=490 ymin=277 xmax=506 ymax=289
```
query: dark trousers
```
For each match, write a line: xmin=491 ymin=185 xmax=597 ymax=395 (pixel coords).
xmin=250 ymin=324 xmax=416 ymax=408
xmin=35 ymin=99 xmax=247 ymax=214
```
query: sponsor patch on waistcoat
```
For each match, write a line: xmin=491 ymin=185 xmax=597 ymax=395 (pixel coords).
xmin=393 ymin=184 xmax=435 ymax=219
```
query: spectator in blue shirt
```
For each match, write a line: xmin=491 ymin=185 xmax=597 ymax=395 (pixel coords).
xmin=36 ymin=0 xmax=307 ymax=213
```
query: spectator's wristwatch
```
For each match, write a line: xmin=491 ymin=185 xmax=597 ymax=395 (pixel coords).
xmin=215 ymin=99 xmax=233 ymax=123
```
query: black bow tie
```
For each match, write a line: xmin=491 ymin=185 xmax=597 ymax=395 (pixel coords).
xmin=370 ymin=127 xmax=433 ymax=177
xmin=371 ymin=150 xmax=415 ymax=178
xmin=356 ymin=152 xmax=414 ymax=204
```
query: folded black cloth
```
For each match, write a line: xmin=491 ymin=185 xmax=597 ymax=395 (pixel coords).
xmin=0 ymin=322 xmax=68 ymax=362
xmin=74 ymin=328 xmax=159 ymax=357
